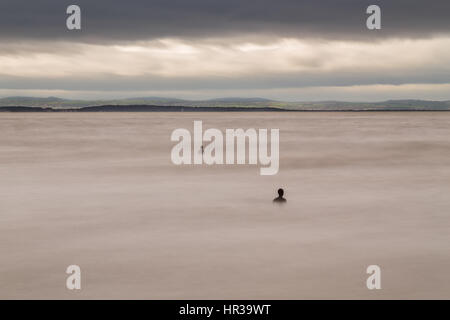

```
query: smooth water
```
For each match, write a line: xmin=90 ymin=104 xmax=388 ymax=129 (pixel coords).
xmin=0 ymin=112 xmax=449 ymax=299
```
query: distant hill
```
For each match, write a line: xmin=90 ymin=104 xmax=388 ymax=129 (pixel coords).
xmin=0 ymin=96 xmax=449 ymax=111
xmin=0 ymin=105 xmax=286 ymax=112
xmin=0 ymin=96 xmax=66 ymax=105
xmin=206 ymin=97 xmax=275 ymax=103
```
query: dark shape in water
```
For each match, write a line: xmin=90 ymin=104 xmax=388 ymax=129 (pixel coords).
xmin=273 ymin=188 xmax=287 ymax=203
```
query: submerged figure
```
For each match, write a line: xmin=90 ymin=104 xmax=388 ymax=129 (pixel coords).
xmin=273 ymin=188 xmax=287 ymax=203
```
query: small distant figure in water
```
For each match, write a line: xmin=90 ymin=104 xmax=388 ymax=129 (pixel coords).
xmin=200 ymin=145 xmax=204 ymax=154
xmin=273 ymin=188 xmax=287 ymax=203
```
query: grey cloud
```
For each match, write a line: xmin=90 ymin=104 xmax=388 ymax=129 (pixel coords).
xmin=0 ymin=0 xmax=449 ymax=43
xmin=1 ymin=67 xmax=449 ymax=92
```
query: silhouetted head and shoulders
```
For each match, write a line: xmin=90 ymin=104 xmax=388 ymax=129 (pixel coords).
xmin=273 ymin=188 xmax=287 ymax=203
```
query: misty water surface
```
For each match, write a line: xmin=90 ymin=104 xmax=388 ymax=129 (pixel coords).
xmin=0 ymin=112 xmax=449 ymax=299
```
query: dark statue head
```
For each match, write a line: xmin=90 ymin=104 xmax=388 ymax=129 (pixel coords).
xmin=278 ymin=188 xmax=284 ymax=197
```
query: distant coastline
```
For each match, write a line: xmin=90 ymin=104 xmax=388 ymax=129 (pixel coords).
xmin=0 ymin=97 xmax=450 ymax=112
xmin=0 ymin=105 xmax=288 ymax=112
xmin=1 ymin=105 xmax=450 ymax=112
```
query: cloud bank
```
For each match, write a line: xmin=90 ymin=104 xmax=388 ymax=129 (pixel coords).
xmin=0 ymin=0 xmax=449 ymax=100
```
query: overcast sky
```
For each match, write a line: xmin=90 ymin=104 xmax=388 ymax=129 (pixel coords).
xmin=0 ymin=0 xmax=449 ymax=101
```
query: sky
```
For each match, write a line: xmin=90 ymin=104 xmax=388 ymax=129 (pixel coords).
xmin=0 ymin=0 xmax=449 ymax=101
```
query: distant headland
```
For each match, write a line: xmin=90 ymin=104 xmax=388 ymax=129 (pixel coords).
xmin=0 ymin=105 xmax=287 ymax=112
xmin=0 ymin=97 xmax=449 ymax=112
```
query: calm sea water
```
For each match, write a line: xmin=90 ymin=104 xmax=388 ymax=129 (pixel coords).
xmin=0 ymin=112 xmax=449 ymax=299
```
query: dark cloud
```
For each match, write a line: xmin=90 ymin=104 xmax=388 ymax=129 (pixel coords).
xmin=0 ymin=0 xmax=448 ymax=43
